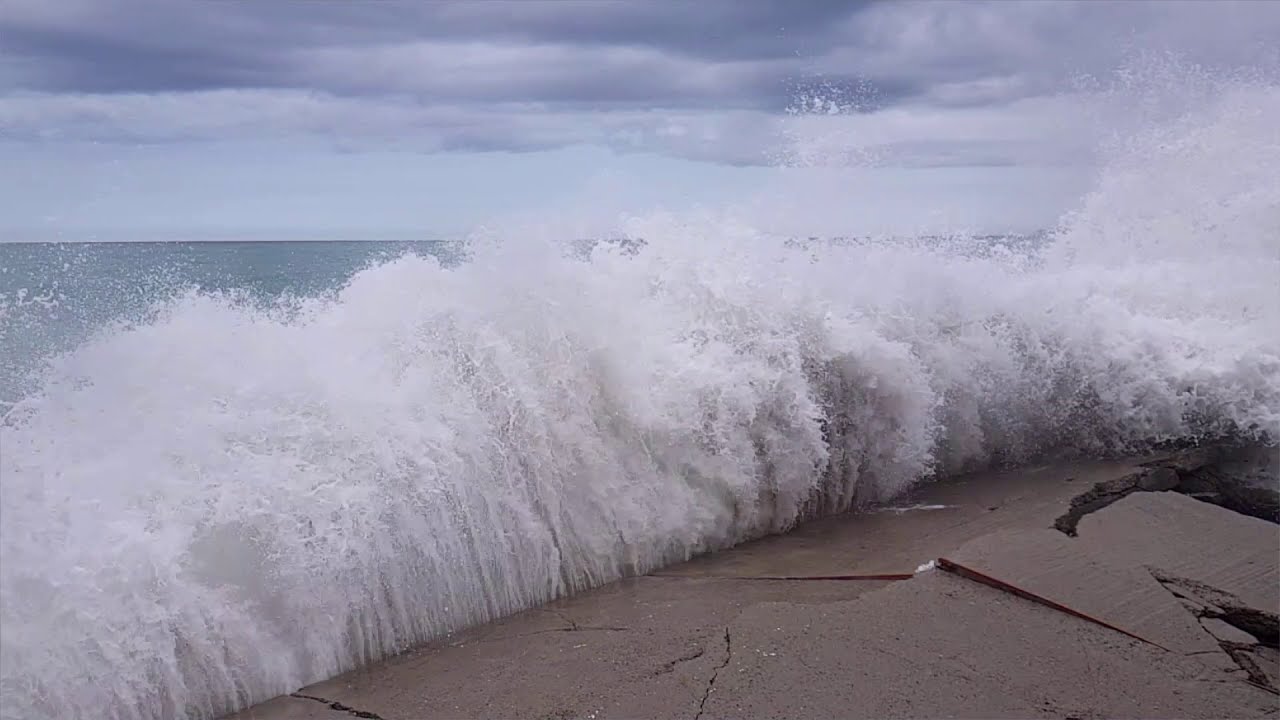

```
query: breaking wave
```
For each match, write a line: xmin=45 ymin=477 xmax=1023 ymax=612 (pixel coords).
xmin=2 ymin=73 xmax=1278 ymax=719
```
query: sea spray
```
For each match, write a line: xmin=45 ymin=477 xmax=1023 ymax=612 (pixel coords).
xmin=2 ymin=74 xmax=1279 ymax=720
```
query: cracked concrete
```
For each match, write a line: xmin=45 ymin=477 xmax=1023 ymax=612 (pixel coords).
xmin=1202 ymin=617 xmax=1263 ymax=645
xmin=705 ymin=571 xmax=1275 ymax=719
xmin=1075 ymin=492 xmax=1278 ymax=615
xmin=290 ymin=694 xmax=385 ymax=720
xmin=1146 ymin=569 xmax=1280 ymax=695
xmin=1151 ymin=571 xmax=1280 ymax=649
xmin=223 ymin=447 xmax=1278 ymax=720
xmin=946 ymin=529 xmax=1217 ymax=657
xmin=693 ymin=629 xmax=730 ymax=720
xmin=944 ymin=488 xmax=1280 ymax=692
xmin=652 ymin=647 xmax=705 ymax=677
xmin=1220 ymin=644 xmax=1280 ymax=694
xmin=1245 ymin=646 xmax=1280 ymax=693
xmin=227 ymin=695 xmax=352 ymax=720
xmin=1053 ymin=446 xmax=1278 ymax=537
xmin=268 ymin=577 xmax=886 ymax=720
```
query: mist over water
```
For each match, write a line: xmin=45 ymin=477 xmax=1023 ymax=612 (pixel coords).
xmin=2 ymin=69 xmax=1279 ymax=720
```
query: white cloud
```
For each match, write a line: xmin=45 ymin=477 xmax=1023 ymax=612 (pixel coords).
xmin=0 ymin=0 xmax=1276 ymax=235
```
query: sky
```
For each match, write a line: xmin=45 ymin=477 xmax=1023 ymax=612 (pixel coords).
xmin=1 ymin=0 xmax=1277 ymax=241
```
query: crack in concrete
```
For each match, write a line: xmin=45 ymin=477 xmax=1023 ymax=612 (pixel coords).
xmin=474 ymin=625 xmax=630 ymax=645
xmin=1219 ymin=643 xmax=1280 ymax=695
xmin=291 ymin=692 xmax=387 ymax=720
xmin=653 ymin=646 xmax=706 ymax=676
xmin=1148 ymin=570 xmax=1280 ymax=695
xmin=1150 ymin=570 xmax=1279 ymax=648
xmin=694 ymin=628 xmax=731 ymax=720
xmin=542 ymin=607 xmax=580 ymax=631
xmin=1216 ymin=609 xmax=1280 ymax=649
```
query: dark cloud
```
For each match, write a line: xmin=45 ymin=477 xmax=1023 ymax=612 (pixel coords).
xmin=0 ymin=25 xmax=279 ymax=93
xmin=0 ymin=1 xmax=871 ymax=98
xmin=1 ymin=0 xmax=1277 ymax=163
xmin=415 ymin=1 xmax=866 ymax=61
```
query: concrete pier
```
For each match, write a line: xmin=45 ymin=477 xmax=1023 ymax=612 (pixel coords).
xmin=230 ymin=452 xmax=1280 ymax=719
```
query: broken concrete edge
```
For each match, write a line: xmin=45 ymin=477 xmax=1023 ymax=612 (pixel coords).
xmin=1219 ymin=644 xmax=1280 ymax=696
xmin=1149 ymin=570 xmax=1280 ymax=649
xmin=1145 ymin=572 xmax=1280 ymax=696
xmin=1052 ymin=467 xmax=1179 ymax=536
xmin=1143 ymin=444 xmax=1280 ymax=524
xmin=1054 ymin=444 xmax=1279 ymax=536
xmin=933 ymin=556 xmax=1280 ymax=696
xmin=1216 ymin=609 xmax=1280 ymax=650
xmin=1141 ymin=438 xmax=1277 ymax=470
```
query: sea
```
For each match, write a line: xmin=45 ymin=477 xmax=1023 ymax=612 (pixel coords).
xmin=2 ymin=79 xmax=1279 ymax=719
xmin=0 ymin=240 xmax=464 ymax=403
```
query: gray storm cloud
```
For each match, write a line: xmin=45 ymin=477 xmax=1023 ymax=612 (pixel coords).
xmin=1 ymin=0 xmax=1277 ymax=166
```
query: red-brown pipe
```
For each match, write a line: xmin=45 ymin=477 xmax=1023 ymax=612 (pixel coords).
xmin=935 ymin=557 xmax=1171 ymax=653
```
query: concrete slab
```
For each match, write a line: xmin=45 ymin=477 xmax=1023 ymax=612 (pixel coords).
xmin=707 ymin=571 xmax=1277 ymax=720
xmin=1076 ymin=491 xmax=1279 ymax=613
xmin=1202 ymin=617 xmax=1262 ymax=645
xmin=295 ymin=577 xmax=892 ymax=720
xmin=946 ymin=528 xmax=1228 ymax=657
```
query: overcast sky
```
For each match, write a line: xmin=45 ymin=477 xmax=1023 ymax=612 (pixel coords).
xmin=1 ymin=0 xmax=1277 ymax=240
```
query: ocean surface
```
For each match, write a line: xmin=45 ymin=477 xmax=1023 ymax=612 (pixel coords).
xmin=0 ymin=241 xmax=462 ymax=403
xmin=2 ymin=80 xmax=1279 ymax=720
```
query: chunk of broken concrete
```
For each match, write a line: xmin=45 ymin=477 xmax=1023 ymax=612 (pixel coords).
xmin=1053 ymin=467 xmax=1183 ymax=535
xmin=1201 ymin=617 xmax=1262 ymax=645
xmin=1242 ymin=646 xmax=1280 ymax=693
xmin=1137 ymin=467 xmax=1179 ymax=491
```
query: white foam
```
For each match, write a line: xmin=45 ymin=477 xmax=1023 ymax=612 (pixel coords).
xmin=1 ymin=71 xmax=1278 ymax=720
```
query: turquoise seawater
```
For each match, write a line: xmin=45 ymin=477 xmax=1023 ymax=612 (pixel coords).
xmin=0 ymin=241 xmax=457 ymax=401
